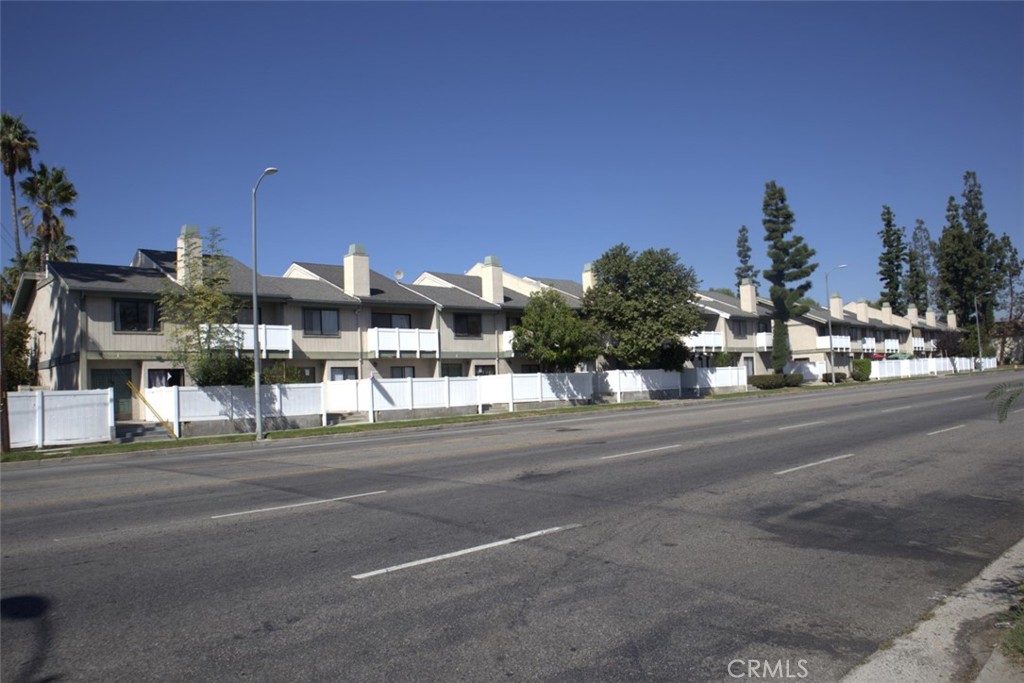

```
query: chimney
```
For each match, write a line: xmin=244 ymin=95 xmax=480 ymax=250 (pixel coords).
xmin=906 ymin=305 xmax=919 ymax=326
xmin=582 ymin=262 xmax=595 ymax=292
xmin=739 ymin=278 xmax=757 ymax=313
xmin=176 ymin=224 xmax=202 ymax=286
xmin=829 ymin=292 xmax=844 ymax=321
xmin=480 ymin=255 xmax=503 ymax=304
xmin=852 ymin=299 xmax=870 ymax=323
xmin=881 ymin=302 xmax=893 ymax=325
xmin=947 ymin=310 xmax=958 ymax=329
xmin=926 ymin=309 xmax=937 ymax=327
xmin=343 ymin=243 xmax=370 ymax=298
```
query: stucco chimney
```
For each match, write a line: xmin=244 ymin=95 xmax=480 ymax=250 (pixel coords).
xmin=582 ymin=262 xmax=595 ymax=292
xmin=851 ymin=299 xmax=870 ymax=323
xmin=343 ymin=243 xmax=370 ymax=298
xmin=947 ymin=310 xmax=958 ymax=329
xmin=881 ymin=302 xmax=893 ymax=325
xmin=176 ymin=224 xmax=202 ymax=286
xmin=480 ymin=255 xmax=503 ymax=304
xmin=926 ymin=309 xmax=937 ymax=327
xmin=829 ymin=292 xmax=844 ymax=321
xmin=739 ymin=278 xmax=757 ymax=313
xmin=906 ymin=305 xmax=919 ymax=326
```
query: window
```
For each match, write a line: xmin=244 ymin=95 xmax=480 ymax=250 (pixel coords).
xmin=236 ymin=307 xmax=261 ymax=325
xmin=148 ymin=369 xmax=183 ymax=388
xmin=441 ymin=363 xmax=464 ymax=377
xmin=757 ymin=321 xmax=771 ymax=333
xmin=115 ymin=300 xmax=160 ymax=332
xmin=505 ymin=316 xmax=522 ymax=331
xmin=474 ymin=364 xmax=496 ymax=376
xmin=330 ymin=367 xmax=358 ymax=381
xmin=391 ymin=366 xmax=415 ymax=378
xmin=371 ymin=312 xmax=412 ymax=328
xmin=454 ymin=313 xmax=482 ymax=337
xmin=303 ymin=308 xmax=339 ymax=335
xmin=521 ymin=364 xmax=541 ymax=374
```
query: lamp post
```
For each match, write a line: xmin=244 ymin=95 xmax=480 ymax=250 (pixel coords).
xmin=973 ymin=290 xmax=992 ymax=367
xmin=251 ymin=167 xmax=278 ymax=440
xmin=825 ymin=264 xmax=847 ymax=385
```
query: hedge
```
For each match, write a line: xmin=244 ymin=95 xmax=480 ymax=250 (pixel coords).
xmin=749 ymin=374 xmax=787 ymax=390
xmin=852 ymin=358 xmax=871 ymax=382
xmin=784 ymin=373 xmax=804 ymax=387
xmin=822 ymin=372 xmax=847 ymax=383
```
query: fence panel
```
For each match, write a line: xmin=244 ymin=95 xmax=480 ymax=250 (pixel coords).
xmin=477 ymin=374 xmax=511 ymax=405
xmin=372 ymin=378 xmax=412 ymax=410
xmin=324 ymin=380 xmax=361 ymax=412
xmin=8 ymin=392 xmax=39 ymax=448
xmin=8 ymin=389 xmax=113 ymax=448
xmin=448 ymin=378 xmax=479 ymax=407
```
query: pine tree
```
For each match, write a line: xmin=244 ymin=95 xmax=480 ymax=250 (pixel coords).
xmin=734 ymin=225 xmax=758 ymax=294
xmin=761 ymin=181 xmax=817 ymax=373
xmin=936 ymin=195 xmax=971 ymax=324
xmin=905 ymin=219 xmax=934 ymax=314
xmin=877 ymin=205 xmax=908 ymax=315
xmin=961 ymin=171 xmax=998 ymax=337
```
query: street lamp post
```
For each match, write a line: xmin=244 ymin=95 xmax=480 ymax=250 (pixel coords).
xmin=825 ymin=264 xmax=847 ymax=385
xmin=973 ymin=290 xmax=992 ymax=368
xmin=251 ymin=167 xmax=278 ymax=440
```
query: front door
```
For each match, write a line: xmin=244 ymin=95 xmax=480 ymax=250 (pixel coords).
xmin=92 ymin=369 xmax=133 ymax=420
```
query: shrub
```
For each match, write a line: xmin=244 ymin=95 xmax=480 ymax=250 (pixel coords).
xmin=822 ymin=372 xmax=847 ymax=383
xmin=714 ymin=352 xmax=735 ymax=368
xmin=784 ymin=372 xmax=804 ymax=387
xmin=852 ymin=358 xmax=871 ymax=382
xmin=749 ymin=374 xmax=787 ymax=390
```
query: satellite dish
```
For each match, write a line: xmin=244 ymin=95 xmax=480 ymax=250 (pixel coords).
xmin=393 ymin=269 xmax=404 ymax=282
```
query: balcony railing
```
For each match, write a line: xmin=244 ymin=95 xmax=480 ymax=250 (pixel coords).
xmin=684 ymin=331 xmax=723 ymax=351
xmin=861 ymin=338 xmax=877 ymax=353
xmin=912 ymin=338 xmax=936 ymax=352
xmin=816 ymin=335 xmax=851 ymax=352
xmin=368 ymin=327 xmax=439 ymax=358
xmin=884 ymin=338 xmax=901 ymax=353
xmin=204 ymin=323 xmax=293 ymax=358
xmin=755 ymin=331 xmax=772 ymax=350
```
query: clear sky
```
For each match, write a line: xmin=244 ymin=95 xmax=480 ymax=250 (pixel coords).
xmin=2 ymin=1 xmax=1021 ymax=307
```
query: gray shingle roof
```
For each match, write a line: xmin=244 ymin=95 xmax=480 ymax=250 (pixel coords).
xmin=294 ymin=262 xmax=435 ymax=307
xmin=403 ymin=284 xmax=498 ymax=310
xmin=421 ymin=272 xmax=537 ymax=310
xmin=696 ymin=290 xmax=772 ymax=319
xmin=49 ymin=261 xmax=175 ymax=295
xmin=529 ymin=277 xmax=584 ymax=300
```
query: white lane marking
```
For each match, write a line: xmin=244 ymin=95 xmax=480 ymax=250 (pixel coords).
xmin=927 ymin=425 xmax=965 ymax=436
xmin=948 ymin=396 xmax=974 ymax=402
xmin=774 ymin=454 xmax=855 ymax=476
xmin=211 ymin=490 xmax=386 ymax=519
xmin=352 ymin=524 xmax=581 ymax=579
xmin=599 ymin=444 xmax=680 ymax=460
xmin=880 ymin=406 xmax=913 ymax=414
xmin=1013 ymin=409 xmax=1024 ymax=415
xmin=778 ymin=421 xmax=824 ymax=431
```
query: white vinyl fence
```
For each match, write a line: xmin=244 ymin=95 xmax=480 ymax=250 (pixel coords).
xmin=8 ymin=389 xmax=115 ymax=448
xmin=870 ymin=356 xmax=996 ymax=380
xmin=144 ymin=384 xmax=328 ymax=436
xmin=681 ymin=367 xmax=749 ymax=395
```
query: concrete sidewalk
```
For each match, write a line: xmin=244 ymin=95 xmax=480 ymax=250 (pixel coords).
xmin=842 ymin=538 xmax=1024 ymax=683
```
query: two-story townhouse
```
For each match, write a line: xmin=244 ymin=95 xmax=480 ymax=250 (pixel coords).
xmin=692 ymin=280 xmax=776 ymax=374
xmin=10 ymin=225 xmax=355 ymax=419
xmin=844 ymin=299 xmax=957 ymax=358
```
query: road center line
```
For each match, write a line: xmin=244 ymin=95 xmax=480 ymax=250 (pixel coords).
xmin=775 ymin=454 xmax=855 ymax=476
xmin=599 ymin=444 xmax=680 ymax=460
xmin=778 ymin=421 xmax=824 ymax=431
xmin=352 ymin=524 xmax=581 ymax=579
xmin=927 ymin=425 xmax=965 ymax=436
xmin=211 ymin=490 xmax=386 ymax=519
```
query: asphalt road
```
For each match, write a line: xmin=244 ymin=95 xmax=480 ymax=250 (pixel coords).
xmin=2 ymin=373 xmax=1022 ymax=682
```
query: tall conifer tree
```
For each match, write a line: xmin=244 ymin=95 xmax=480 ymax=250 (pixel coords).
xmin=734 ymin=225 xmax=758 ymax=294
xmin=877 ymin=205 xmax=908 ymax=315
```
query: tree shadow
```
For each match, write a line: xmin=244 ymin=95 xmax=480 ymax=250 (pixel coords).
xmin=1 ymin=594 xmax=61 ymax=682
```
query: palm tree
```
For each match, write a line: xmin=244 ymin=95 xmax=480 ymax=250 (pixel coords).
xmin=19 ymin=163 xmax=77 ymax=271
xmin=987 ymin=382 xmax=1023 ymax=423
xmin=0 ymin=113 xmax=39 ymax=263
xmin=26 ymin=228 xmax=78 ymax=265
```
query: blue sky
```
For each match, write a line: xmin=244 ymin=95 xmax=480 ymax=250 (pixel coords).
xmin=2 ymin=1 xmax=1021 ymax=307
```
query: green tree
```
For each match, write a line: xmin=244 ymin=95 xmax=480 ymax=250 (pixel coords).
xmin=734 ymin=224 xmax=758 ymax=294
xmin=961 ymin=171 xmax=999 ymax=337
xmin=877 ymin=205 xmax=908 ymax=315
xmin=905 ymin=218 xmax=934 ymax=314
xmin=760 ymin=181 xmax=818 ymax=372
xmin=512 ymin=289 xmax=600 ymax=372
xmin=991 ymin=234 xmax=1023 ymax=364
xmin=0 ymin=113 xmax=38 ymax=264
xmin=986 ymin=382 xmax=1022 ymax=423
xmin=158 ymin=227 xmax=251 ymax=386
xmin=582 ymin=243 xmax=703 ymax=370
xmin=936 ymin=195 xmax=971 ymax=322
xmin=2 ymin=315 xmax=36 ymax=390
xmin=19 ymin=163 xmax=77 ymax=271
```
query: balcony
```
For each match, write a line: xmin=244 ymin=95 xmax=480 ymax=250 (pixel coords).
xmin=884 ymin=338 xmax=901 ymax=353
xmin=502 ymin=330 xmax=516 ymax=354
xmin=861 ymin=338 xmax=877 ymax=353
xmin=205 ymin=323 xmax=293 ymax=358
xmin=912 ymin=338 xmax=936 ymax=352
xmin=755 ymin=331 xmax=772 ymax=350
xmin=368 ymin=327 xmax=439 ymax=358
xmin=684 ymin=331 xmax=723 ymax=351
xmin=816 ymin=335 xmax=851 ymax=352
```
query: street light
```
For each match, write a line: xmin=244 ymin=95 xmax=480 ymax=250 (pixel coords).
xmin=825 ymin=264 xmax=847 ymax=385
xmin=973 ymin=290 xmax=992 ymax=366
xmin=251 ymin=167 xmax=278 ymax=440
